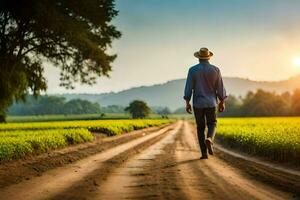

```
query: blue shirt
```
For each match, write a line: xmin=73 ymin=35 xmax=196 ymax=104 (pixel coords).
xmin=183 ymin=60 xmax=227 ymax=108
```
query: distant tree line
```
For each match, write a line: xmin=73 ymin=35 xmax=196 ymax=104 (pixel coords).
xmin=174 ymin=89 xmax=300 ymax=117
xmin=125 ymin=100 xmax=170 ymax=119
xmin=8 ymin=96 xmax=101 ymax=115
xmin=151 ymin=106 xmax=171 ymax=118
xmin=101 ymin=105 xmax=126 ymax=113
xmin=8 ymin=95 xmax=172 ymax=117
xmin=210 ymin=89 xmax=300 ymax=117
xmin=9 ymin=89 xmax=300 ymax=117
xmin=221 ymin=89 xmax=300 ymax=117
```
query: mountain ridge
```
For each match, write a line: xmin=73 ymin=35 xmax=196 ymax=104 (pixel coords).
xmin=57 ymin=75 xmax=300 ymax=110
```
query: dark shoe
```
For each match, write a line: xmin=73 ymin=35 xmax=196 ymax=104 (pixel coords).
xmin=200 ymin=155 xmax=208 ymax=159
xmin=205 ymin=138 xmax=214 ymax=155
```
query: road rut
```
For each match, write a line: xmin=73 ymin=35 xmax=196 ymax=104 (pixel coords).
xmin=0 ymin=120 xmax=297 ymax=200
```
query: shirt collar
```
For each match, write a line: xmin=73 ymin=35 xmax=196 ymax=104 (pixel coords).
xmin=199 ymin=60 xmax=210 ymax=64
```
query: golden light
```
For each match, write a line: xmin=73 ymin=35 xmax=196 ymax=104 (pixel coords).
xmin=293 ymin=57 xmax=300 ymax=67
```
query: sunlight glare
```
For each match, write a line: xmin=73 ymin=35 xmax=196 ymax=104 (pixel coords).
xmin=293 ymin=57 xmax=300 ymax=67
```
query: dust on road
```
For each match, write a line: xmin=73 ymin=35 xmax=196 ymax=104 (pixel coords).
xmin=0 ymin=120 xmax=298 ymax=200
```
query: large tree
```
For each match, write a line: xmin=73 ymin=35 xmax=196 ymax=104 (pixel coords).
xmin=125 ymin=100 xmax=151 ymax=119
xmin=0 ymin=0 xmax=121 ymax=122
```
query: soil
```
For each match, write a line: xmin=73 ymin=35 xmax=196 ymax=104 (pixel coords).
xmin=0 ymin=124 xmax=171 ymax=188
xmin=0 ymin=120 xmax=298 ymax=200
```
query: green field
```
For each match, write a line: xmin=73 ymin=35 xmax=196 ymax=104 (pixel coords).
xmin=217 ymin=117 xmax=300 ymax=164
xmin=6 ymin=113 xmax=131 ymax=122
xmin=0 ymin=119 xmax=172 ymax=161
xmin=6 ymin=113 xmax=191 ymax=122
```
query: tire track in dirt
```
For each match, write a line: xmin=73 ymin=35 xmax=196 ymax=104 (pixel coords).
xmin=0 ymin=122 xmax=179 ymax=200
xmin=89 ymin=120 xmax=183 ymax=200
xmin=0 ymin=124 xmax=171 ymax=188
xmin=173 ymin=121 xmax=296 ymax=200
xmin=0 ymin=120 xmax=297 ymax=200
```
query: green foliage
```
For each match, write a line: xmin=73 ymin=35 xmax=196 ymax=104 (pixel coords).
xmin=221 ymin=89 xmax=300 ymax=117
xmin=8 ymin=95 xmax=101 ymax=115
xmin=101 ymin=105 xmax=126 ymax=113
xmin=217 ymin=117 xmax=300 ymax=164
xmin=63 ymin=99 xmax=101 ymax=114
xmin=0 ymin=119 xmax=172 ymax=160
xmin=240 ymin=90 xmax=289 ymax=116
xmin=125 ymin=100 xmax=151 ymax=119
xmin=6 ymin=113 xmax=130 ymax=122
xmin=0 ymin=128 xmax=93 ymax=161
xmin=218 ymin=95 xmax=242 ymax=116
xmin=0 ymin=119 xmax=172 ymax=135
xmin=0 ymin=0 xmax=121 ymax=121
xmin=291 ymin=89 xmax=300 ymax=115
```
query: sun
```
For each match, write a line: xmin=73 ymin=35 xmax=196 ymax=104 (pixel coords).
xmin=293 ymin=57 xmax=300 ymax=67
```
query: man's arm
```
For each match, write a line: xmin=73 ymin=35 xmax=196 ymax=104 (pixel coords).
xmin=184 ymin=69 xmax=193 ymax=114
xmin=216 ymin=69 xmax=227 ymax=112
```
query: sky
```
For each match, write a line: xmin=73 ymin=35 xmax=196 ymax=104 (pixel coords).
xmin=45 ymin=0 xmax=300 ymax=94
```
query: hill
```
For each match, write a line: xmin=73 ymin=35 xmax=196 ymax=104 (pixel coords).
xmin=58 ymin=75 xmax=300 ymax=110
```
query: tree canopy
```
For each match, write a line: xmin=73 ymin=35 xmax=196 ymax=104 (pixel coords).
xmin=0 ymin=0 xmax=121 ymax=121
xmin=125 ymin=100 xmax=151 ymax=119
xmin=8 ymin=95 xmax=101 ymax=115
xmin=219 ymin=89 xmax=300 ymax=117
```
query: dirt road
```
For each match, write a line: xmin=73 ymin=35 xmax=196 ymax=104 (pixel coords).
xmin=0 ymin=120 xmax=298 ymax=200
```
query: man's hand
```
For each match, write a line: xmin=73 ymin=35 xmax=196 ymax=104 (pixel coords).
xmin=218 ymin=101 xmax=225 ymax=112
xmin=186 ymin=102 xmax=192 ymax=114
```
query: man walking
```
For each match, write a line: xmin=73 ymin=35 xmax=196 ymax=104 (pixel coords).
xmin=184 ymin=47 xmax=227 ymax=159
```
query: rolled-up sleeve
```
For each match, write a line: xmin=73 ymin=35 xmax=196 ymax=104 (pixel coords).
xmin=216 ymin=70 xmax=227 ymax=101
xmin=183 ymin=69 xmax=193 ymax=101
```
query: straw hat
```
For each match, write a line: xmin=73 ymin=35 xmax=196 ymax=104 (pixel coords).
xmin=194 ymin=48 xmax=213 ymax=59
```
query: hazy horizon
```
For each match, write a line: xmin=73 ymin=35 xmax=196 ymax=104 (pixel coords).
xmin=45 ymin=0 xmax=300 ymax=94
xmin=49 ymin=74 xmax=300 ymax=95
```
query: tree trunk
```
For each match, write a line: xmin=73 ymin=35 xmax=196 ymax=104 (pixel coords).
xmin=0 ymin=114 xmax=6 ymax=123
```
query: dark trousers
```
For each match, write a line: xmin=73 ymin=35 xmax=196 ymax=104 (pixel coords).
xmin=193 ymin=107 xmax=217 ymax=156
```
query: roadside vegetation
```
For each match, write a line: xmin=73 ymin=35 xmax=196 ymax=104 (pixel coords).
xmin=6 ymin=113 xmax=189 ymax=123
xmin=0 ymin=119 xmax=173 ymax=135
xmin=0 ymin=129 xmax=93 ymax=161
xmin=6 ymin=113 xmax=130 ymax=123
xmin=0 ymin=119 xmax=172 ymax=161
xmin=217 ymin=117 xmax=300 ymax=165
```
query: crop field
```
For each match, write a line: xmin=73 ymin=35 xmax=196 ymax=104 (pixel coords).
xmin=6 ymin=113 xmax=190 ymax=123
xmin=0 ymin=129 xmax=93 ymax=161
xmin=6 ymin=113 xmax=131 ymax=122
xmin=217 ymin=117 xmax=300 ymax=164
xmin=0 ymin=119 xmax=172 ymax=161
xmin=0 ymin=119 xmax=172 ymax=134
